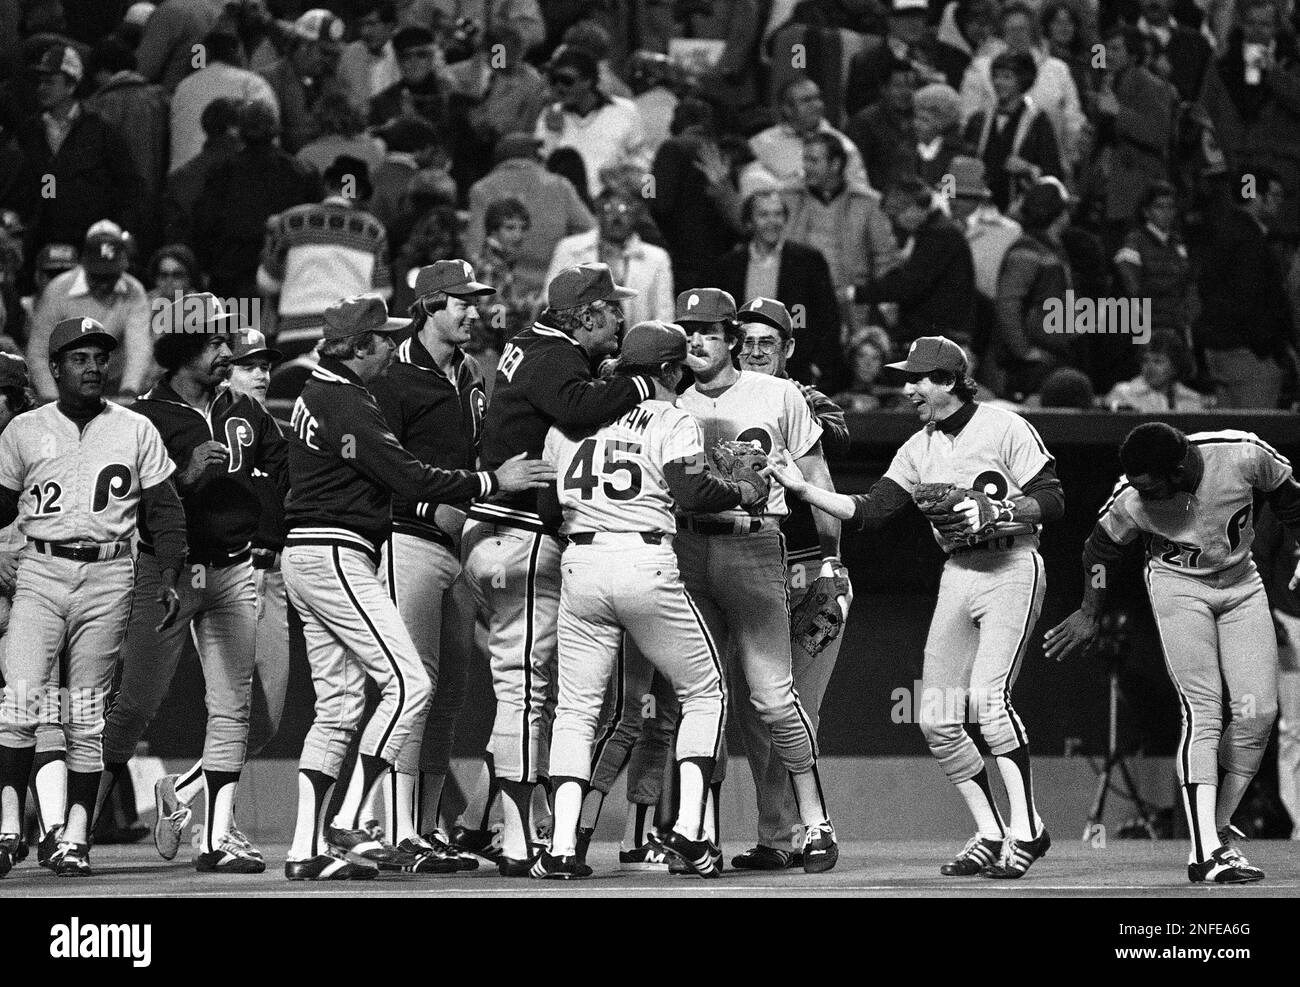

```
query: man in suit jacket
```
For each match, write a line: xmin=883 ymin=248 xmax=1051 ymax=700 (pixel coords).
xmin=710 ymin=190 xmax=843 ymax=387
xmin=1135 ymin=0 xmax=1213 ymax=102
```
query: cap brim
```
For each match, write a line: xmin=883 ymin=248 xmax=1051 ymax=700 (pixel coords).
xmin=736 ymin=309 xmax=788 ymax=333
xmin=446 ymin=282 xmax=497 ymax=297
xmin=55 ymin=332 xmax=118 ymax=354
xmin=374 ymin=317 xmax=411 ymax=334
xmin=232 ymin=347 xmax=284 ymax=365
xmin=605 ymin=286 xmax=639 ymax=301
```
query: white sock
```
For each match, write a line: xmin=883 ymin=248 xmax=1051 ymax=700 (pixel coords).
xmin=956 ymin=773 xmax=1005 ymax=840
xmin=499 ymin=781 xmax=532 ymax=860
xmin=1 ymin=784 xmax=20 ymax=834
xmin=203 ymin=775 xmax=238 ymax=853
xmin=530 ymin=781 xmax=552 ymax=837
xmin=702 ymin=786 xmax=718 ymax=842
xmin=332 ymin=762 xmax=369 ymax=833
xmin=673 ymin=760 xmax=707 ymax=840
xmin=1183 ymin=783 xmax=1221 ymax=861
xmin=455 ymin=759 xmax=493 ymax=831
xmin=33 ymin=758 xmax=67 ymax=836
xmin=174 ymin=760 xmax=204 ymax=807
xmin=388 ymin=770 xmax=418 ymax=844
xmin=994 ymin=753 xmax=1038 ymax=840
xmin=418 ymin=771 xmax=446 ymax=834
xmin=1216 ymin=772 xmax=1252 ymax=830
xmin=791 ymin=769 xmax=829 ymax=829
xmin=289 ymin=772 xmax=333 ymax=859
xmin=63 ymin=803 xmax=90 ymax=845
xmin=551 ymin=780 xmax=582 ymax=856
xmin=579 ymin=787 xmax=605 ymax=831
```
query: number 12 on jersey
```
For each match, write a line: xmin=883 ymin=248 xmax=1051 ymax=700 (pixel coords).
xmin=563 ymin=437 xmax=643 ymax=502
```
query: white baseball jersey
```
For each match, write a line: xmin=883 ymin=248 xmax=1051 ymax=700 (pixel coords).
xmin=678 ymin=371 xmax=822 ymax=520
xmin=545 ymin=399 xmax=703 ymax=535
xmin=0 ymin=401 xmax=174 ymax=543
xmin=1098 ymin=430 xmax=1292 ymax=577
xmin=885 ymin=403 xmax=1052 ymax=550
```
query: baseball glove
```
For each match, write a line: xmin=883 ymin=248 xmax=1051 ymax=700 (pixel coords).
xmin=790 ymin=567 xmax=852 ymax=657
xmin=712 ymin=439 xmax=770 ymax=513
xmin=912 ymin=482 xmax=1013 ymax=545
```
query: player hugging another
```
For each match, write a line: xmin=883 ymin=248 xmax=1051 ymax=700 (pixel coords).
xmin=765 ymin=335 xmax=1063 ymax=878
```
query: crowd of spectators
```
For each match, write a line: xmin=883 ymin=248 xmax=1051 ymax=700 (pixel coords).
xmin=2 ymin=0 xmax=1299 ymax=414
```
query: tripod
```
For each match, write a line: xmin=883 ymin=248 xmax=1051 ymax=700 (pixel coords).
xmin=1083 ymin=612 xmax=1158 ymax=844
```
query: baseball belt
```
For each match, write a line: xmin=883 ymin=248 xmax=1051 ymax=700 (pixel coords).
xmin=947 ymin=534 xmax=1026 ymax=557
xmin=30 ymin=539 xmax=130 ymax=563
xmin=677 ymin=516 xmax=772 ymax=536
xmin=138 ymin=543 xmax=252 ymax=569
xmin=567 ymin=531 xmax=663 ymax=545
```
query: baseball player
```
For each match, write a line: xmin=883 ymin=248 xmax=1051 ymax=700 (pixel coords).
xmin=0 ymin=353 xmax=69 ymax=869
xmin=0 ymin=317 xmax=186 ymax=878
xmin=764 ymin=335 xmax=1063 ymax=878
xmin=730 ymin=296 xmax=853 ymax=869
xmin=138 ymin=327 xmax=295 ymax=865
xmin=281 ymin=294 xmax=551 ymax=880
xmin=367 ymin=260 xmax=497 ymax=872
xmin=460 ymin=263 xmax=658 ymax=873
xmin=672 ymin=287 xmax=842 ymax=873
xmin=94 ymin=294 xmax=284 ymax=874
xmin=536 ymin=320 xmax=749 ymax=879
xmin=1045 ymin=422 xmax=1295 ymax=883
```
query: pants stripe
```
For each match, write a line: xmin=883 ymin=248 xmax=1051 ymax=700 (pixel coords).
xmin=330 ymin=546 xmax=407 ymax=759
xmin=681 ymin=587 xmax=727 ymax=761
xmin=999 ymin=551 xmax=1041 ymax=749
xmin=1145 ymin=565 xmax=1195 ymax=784
xmin=588 ymin=634 xmax=626 ymax=774
xmin=519 ymin=533 xmax=543 ymax=781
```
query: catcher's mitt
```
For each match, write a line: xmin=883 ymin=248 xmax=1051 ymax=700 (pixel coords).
xmin=712 ymin=439 xmax=769 ymax=513
xmin=790 ymin=566 xmax=852 ymax=657
xmin=912 ymin=482 xmax=1014 ymax=546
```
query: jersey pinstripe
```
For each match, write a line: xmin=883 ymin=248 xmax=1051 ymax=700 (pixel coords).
xmin=1098 ymin=430 xmax=1292 ymax=576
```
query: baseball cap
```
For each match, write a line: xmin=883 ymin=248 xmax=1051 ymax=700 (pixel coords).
xmin=411 ymin=260 xmax=496 ymax=298
xmin=322 ymin=295 xmax=409 ymax=340
xmin=36 ymin=242 xmax=79 ymax=273
xmin=82 ymin=231 xmax=128 ymax=276
xmin=948 ymin=156 xmax=992 ymax=200
xmin=547 ymin=263 xmax=637 ymax=311
xmin=294 ymin=8 xmax=345 ymax=43
xmin=0 ymin=353 xmax=29 ymax=390
xmin=392 ymin=26 xmax=436 ymax=55
xmin=159 ymin=292 xmax=239 ymax=335
xmin=619 ymin=320 xmax=688 ymax=366
xmin=124 ymin=3 xmax=156 ymax=27
xmin=890 ymin=0 xmax=929 ymax=13
xmin=737 ymin=296 xmax=792 ymax=335
xmin=36 ymin=44 xmax=84 ymax=83
xmin=49 ymin=316 xmax=118 ymax=357
xmin=675 ymin=288 xmax=737 ymax=324
xmin=886 ymin=335 xmax=967 ymax=376
xmin=229 ymin=328 xmax=283 ymax=365
xmin=1017 ymin=177 xmax=1073 ymax=227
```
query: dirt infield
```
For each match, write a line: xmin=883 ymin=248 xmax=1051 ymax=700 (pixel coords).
xmin=4 ymin=840 xmax=1296 ymax=898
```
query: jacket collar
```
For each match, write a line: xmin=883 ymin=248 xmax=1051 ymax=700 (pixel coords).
xmin=140 ymin=378 xmax=229 ymax=416
xmin=314 ymin=357 xmax=367 ymax=387
xmin=532 ymin=317 xmax=582 ymax=347
xmin=396 ymin=331 xmax=467 ymax=376
xmin=935 ymin=400 xmax=977 ymax=435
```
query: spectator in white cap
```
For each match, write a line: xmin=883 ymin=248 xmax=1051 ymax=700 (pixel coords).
xmin=14 ymin=44 xmax=143 ymax=254
xmin=258 ymin=8 xmax=348 ymax=153
xmin=170 ymin=29 xmax=279 ymax=174
xmin=135 ymin=0 xmax=225 ymax=93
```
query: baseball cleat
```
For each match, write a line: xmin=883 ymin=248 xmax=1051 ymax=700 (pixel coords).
xmin=13 ymin=837 xmax=28 ymax=863
xmin=1188 ymin=845 xmax=1264 ymax=884
xmin=497 ymin=855 xmax=537 ymax=877
xmin=576 ymin=826 xmax=594 ymax=865
xmin=153 ymin=774 xmax=192 ymax=861
xmin=619 ymin=842 xmax=671 ymax=872
xmin=38 ymin=825 xmax=64 ymax=870
xmin=656 ymin=830 xmax=722 ymax=878
xmin=982 ymin=828 xmax=1051 ymax=879
xmin=448 ymin=824 xmax=503 ymax=863
xmin=195 ymin=834 xmax=267 ymax=874
xmin=731 ymin=845 xmax=801 ymax=870
xmin=361 ymin=818 xmax=385 ymax=842
xmin=0 ymin=833 xmax=21 ymax=877
xmin=1217 ymin=824 xmax=1248 ymax=846
xmin=396 ymin=837 xmax=462 ymax=874
xmin=418 ymin=831 xmax=479 ymax=871
xmin=529 ymin=850 xmax=592 ymax=880
xmin=802 ymin=821 xmax=839 ymax=874
xmin=49 ymin=841 xmax=93 ymax=877
xmin=325 ymin=825 xmax=421 ymax=871
xmin=226 ymin=825 xmax=264 ymax=860
xmin=941 ymin=835 xmax=1004 ymax=876
xmin=285 ymin=854 xmax=378 ymax=881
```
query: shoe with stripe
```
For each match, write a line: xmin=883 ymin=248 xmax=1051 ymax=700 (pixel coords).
xmin=0 ymin=833 xmax=22 ymax=877
xmin=1188 ymin=845 xmax=1264 ymax=884
xmin=37 ymin=826 xmax=63 ymax=870
xmin=981 ymin=828 xmax=1051 ymax=879
xmin=325 ymin=825 xmax=421 ymax=871
xmin=285 ymin=854 xmax=378 ymax=881
xmin=227 ymin=825 xmax=264 ymax=861
xmin=196 ymin=834 xmax=267 ymax=873
xmin=940 ymin=835 xmax=1003 ymax=876
xmin=732 ymin=845 xmax=801 ymax=870
xmin=418 ymin=831 xmax=479 ymax=871
xmin=396 ymin=836 xmax=463 ymax=874
xmin=448 ymin=824 xmax=503 ymax=863
xmin=497 ymin=854 xmax=537 ymax=877
xmin=619 ymin=842 xmax=671 ymax=872
xmin=529 ymin=849 xmax=592 ymax=880
xmin=49 ymin=841 xmax=93 ymax=877
xmin=656 ymin=830 xmax=721 ymax=878
xmin=802 ymin=821 xmax=839 ymax=874
xmin=153 ymin=774 xmax=192 ymax=861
